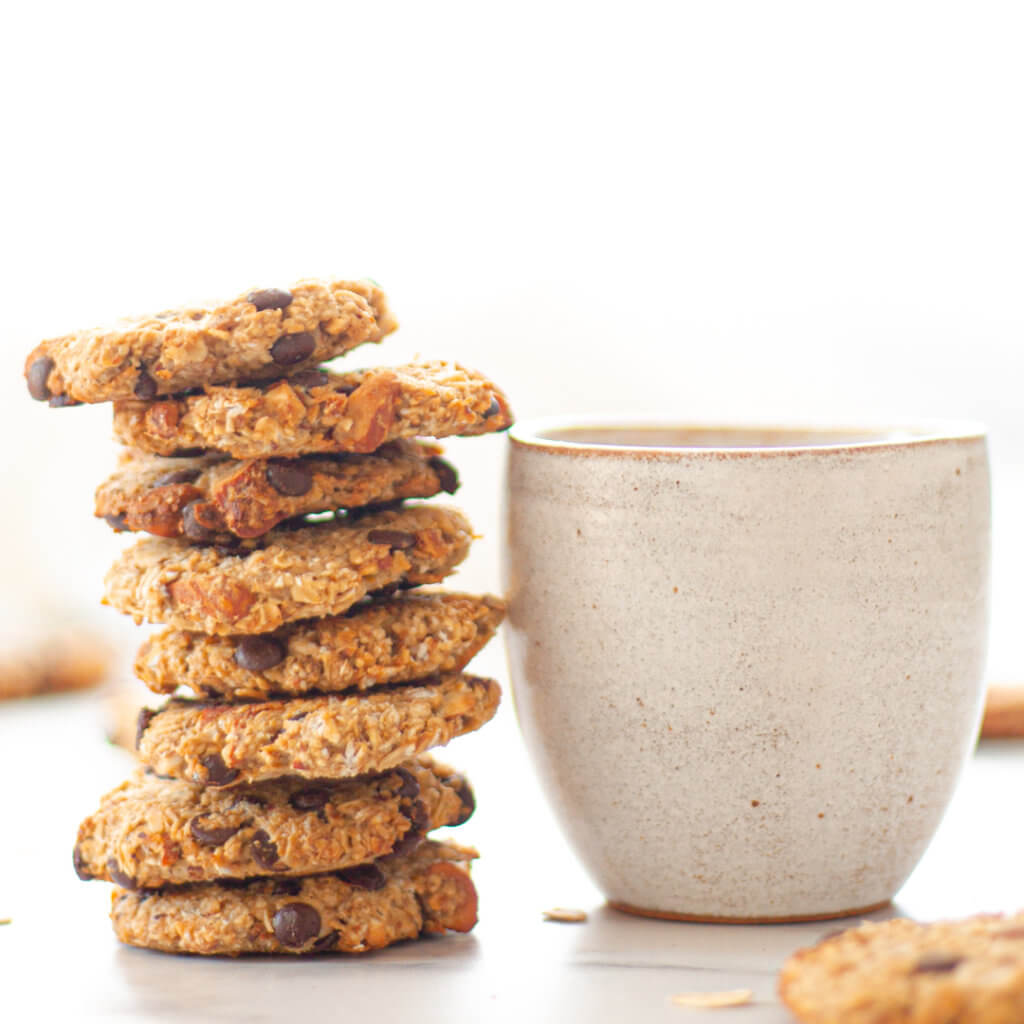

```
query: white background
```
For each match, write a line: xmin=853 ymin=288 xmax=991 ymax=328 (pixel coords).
xmin=1 ymin=2 xmax=1021 ymax=705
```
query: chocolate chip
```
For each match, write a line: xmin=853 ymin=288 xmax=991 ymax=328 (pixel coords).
xmin=105 ymin=513 xmax=129 ymax=533
xmin=273 ymin=878 xmax=302 ymax=896
xmin=48 ymin=394 xmax=78 ymax=408
xmin=135 ymin=708 xmax=155 ymax=749
xmin=383 ymin=832 xmax=423 ymax=859
xmin=247 ymin=288 xmax=292 ymax=311
xmin=289 ymin=787 xmax=329 ymax=812
xmin=73 ymin=845 xmax=94 ymax=880
xmin=334 ymin=383 xmax=358 ymax=396
xmin=200 ymin=753 xmax=239 ymax=786
xmin=134 ymin=369 xmax=158 ymax=399
xmin=266 ymin=460 xmax=313 ymax=497
xmin=367 ymin=529 xmax=417 ymax=550
xmin=182 ymin=502 xmax=215 ymax=542
xmin=27 ymin=357 xmax=54 ymax=401
xmin=914 ymin=953 xmax=963 ymax=974
xmin=188 ymin=816 xmax=241 ymax=847
xmin=288 ymin=369 xmax=329 ymax=389
xmin=233 ymin=636 xmax=285 ymax=673
xmin=428 ymin=456 xmax=459 ymax=494
xmin=311 ymin=930 xmax=339 ymax=953
xmin=169 ymin=448 xmax=206 ymax=458
xmin=271 ymin=332 xmax=316 ymax=365
xmin=106 ymin=858 xmax=137 ymax=890
xmin=336 ymin=863 xmax=386 ymax=891
xmin=393 ymin=768 xmax=420 ymax=800
xmin=272 ymin=902 xmax=321 ymax=947
xmin=406 ymin=799 xmax=429 ymax=834
xmin=251 ymin=829 xmax=280 ymax=868
xmin=153 ymin=467 xmax=201 ymax=487
xmin=483 ymin=397 xmax=501 ymax=418
xmin=450 ymin=774 xmax=476 ymax=825
xmin=287 ymin=711 xmax=308 ymax=721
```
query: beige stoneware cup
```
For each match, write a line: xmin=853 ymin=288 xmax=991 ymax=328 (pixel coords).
xmin=503 ymin=419 xmax=990 ymax=922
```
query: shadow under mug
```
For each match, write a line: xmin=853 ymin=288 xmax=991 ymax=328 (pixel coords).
xmin=503 ymin=420 xmax=990 ymax=922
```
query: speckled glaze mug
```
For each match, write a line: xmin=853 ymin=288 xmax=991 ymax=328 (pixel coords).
xmin=503 ymin=420 xmax=990 ymax=922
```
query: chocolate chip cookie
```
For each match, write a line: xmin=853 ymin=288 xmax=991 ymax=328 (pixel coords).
xmin=109 ymin=839 xmax=477 ymax=955
xmin=778 ymin=913 xmax=1024 ymax=1023
xmin=75 ymin=756 xmax=474 ymax=888
xmin=103 ymin=505 xmax=473 ymax=634
xmin=111 ymin=360 xmax=513 ymax=458
xmin=95 ymin=440 xmax=458 ymax=540
xmin=135 ymin=592 xmax=505 ymax=699
xmin=25 ymin=278 xmax=395 ymax=405
xmin=136 ymin=672 xmax=501 ymax=787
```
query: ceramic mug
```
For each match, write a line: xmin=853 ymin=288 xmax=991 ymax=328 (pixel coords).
xmin=503 ymin=420 xmax=990 ymax=921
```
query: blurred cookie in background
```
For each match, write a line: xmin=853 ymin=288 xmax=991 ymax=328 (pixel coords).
xmin=979 ymin=685 xmax=1024 ymax=739
xmin=0 ymin=617 xmax=110 ymax=701
xmin=105 ymin=677 xmax=148 ymax=752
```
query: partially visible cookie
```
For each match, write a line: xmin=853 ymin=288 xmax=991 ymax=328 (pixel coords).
xmin=778 ymin=913 xmax=1024 ymax=1023
xmin=109 ymin=839 xmax=478 ymax=955
xmin=136 ymin=672 xmax=501 ymax=787
xmin=95 ymin=440 xmax=457 ymax=540
xmin=0 ymin=625 xmax=109 ymax=701
xmin=135 ymin=592 xmax=505 ymax=699
xmin=980 ymin=686 xmax=1024 ymax=739
xmin=74 ymin=756 xmax=474 ymax=889
xmin=103 ymin=505 xmax=473 ymax=634
xmin=111 ymin=360 xmax=513 ymax=458
xmin=25 ymin=278 xmax=395 ymax=405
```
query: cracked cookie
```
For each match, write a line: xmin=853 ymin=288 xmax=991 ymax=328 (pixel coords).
xmin=111 ymin=360 xmax=513 ymax=458
xmin=136 ymin=672 xmax=501 ymax=787
xmin=778 ymin=912 xmax=1024 ymax=1023
xmin=135 ymin=591 xmax=505 ymax=699
xmin=109 ymin=839 xmax=478 ymax=955
xmin=103 ymin=504 xmax=473 ymax=634
xmin=74 ymin=756 xmax=474 ymax=888
xmin=25 ymin=278 xmax=395 ymax=405
xmin=95 ymin=440 xmax=457 ymax=540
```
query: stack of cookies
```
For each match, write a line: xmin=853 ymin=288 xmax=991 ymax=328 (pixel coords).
xmin=24 ymin=278 xmax=512 ymax=955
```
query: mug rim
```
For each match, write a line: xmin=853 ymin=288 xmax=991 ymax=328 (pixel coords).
xmin=508 ymin=416 xmax=988 ymax=458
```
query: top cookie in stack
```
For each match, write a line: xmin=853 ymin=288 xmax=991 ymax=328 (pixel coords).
xmin=28 ymin=278 xmax=513 ymax=956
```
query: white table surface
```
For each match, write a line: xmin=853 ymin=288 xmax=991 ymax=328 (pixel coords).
xmin=2 ymin=642 xmax=1021 ymax=1024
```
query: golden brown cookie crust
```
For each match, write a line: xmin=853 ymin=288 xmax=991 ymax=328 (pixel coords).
xmin=111 ymin=360 xmax=513 ymax=458
xmin=778 ymin=913 xmax=1024 ymax=1023
xmin=135 ymin=591 xmax=505 ymax=699
xmin=25 ymin=278 xmax=396 ymax=405
xmin=136 ymin=672 xmax=501 ymax=787
xmin=74 ymin=757 xmax=473 ymax=889
xmin=980 ymin=686 xmax=1024 ymax=739
xmin=109 ymin=839 xmax=478 ymax=955
xmin=102 ymin=505 xmax=473 ymax=635
xmin=95 ymin=441 xmax=457 ymax=540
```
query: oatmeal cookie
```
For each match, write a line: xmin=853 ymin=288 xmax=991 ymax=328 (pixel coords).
xmin=0 ymin=625 xmax=109 ymax=701
xmin=103 ymin=505 xmax=473 ymax=634
xmin=25 ymin=278 xmax=395 ymax=405
xmin=136 ymin=591 xmax=505 ymax=699
xmin=95 ymin=440 xmax=457 ymax=540
xmin=111 ymin=360 xmax=513 ymax=458
xmin=109 ymin=839 xmax=478 ymax=955
xmin=136 ymin=672 xmax=501 ymax=787
xmin=778 ymin=912 xmax=1024 ymax=1023
xmin=74 ymin=756 xmax=474 ymax=888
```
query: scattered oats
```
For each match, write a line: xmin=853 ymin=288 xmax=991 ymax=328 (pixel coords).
xmin=543 ymin=907 xmax=588 ymax=923
xmin=671 ymin=989 xmax=753 ymax=1009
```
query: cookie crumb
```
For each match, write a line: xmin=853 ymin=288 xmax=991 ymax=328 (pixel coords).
xmin=542 ymin=907 xmax=587 ymax=923
xmin=670 ymin=989 xmax=753 ymax=1009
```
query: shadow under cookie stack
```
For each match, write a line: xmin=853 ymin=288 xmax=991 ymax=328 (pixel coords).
xmin=24 ymin=278 xmax=512 ymax=955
